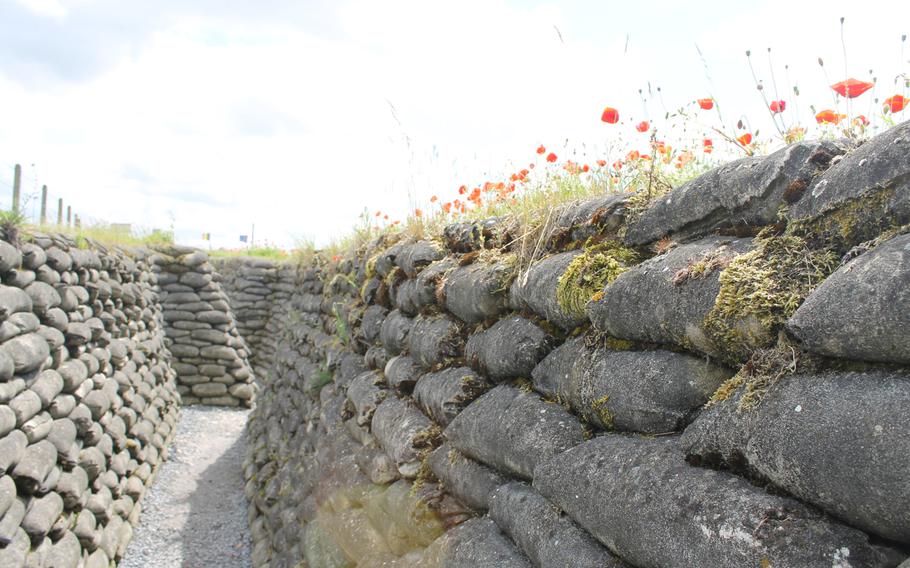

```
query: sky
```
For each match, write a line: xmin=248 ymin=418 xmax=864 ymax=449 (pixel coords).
xmin=0 ymin=0 xmax=906 ymax=248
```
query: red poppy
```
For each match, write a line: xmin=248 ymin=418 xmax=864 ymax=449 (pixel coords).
xmin=612 ymin=160 xmax=623 ymax=170
xmin=625 ymin=150 xmax=640 ymax=161
xmin=442 ymin=202 xmax=452 ymax=213
xmin=596 ymin=159 xmax=607 ymax=167
xmin=636 ymin=120 xmax=650 ymax=132
xmin=582 ymin=164 xmax=590 ymax=173
xmin=697 ymin=98 xmax=714 ymax=110
xmin=536 ymin=145 xmax=546 ymax=154
xmin=831 ymin=78 xmax=874 ymax=98
xmin=703 ymin=138 xmax=713 ymax=153
xmin=414 ymin=209 xmax=422 ymax=218
xmin=852 ymin=115 xmax=869 ymax=127
xmin=737 ymin=133 xmax=752 ymax=146
xmin=375 ymin=211 xmax=381 ymax=217
xmin=383 ymin=214 xmax=389 ymax=220
xmin=769 ymin=100 xmax=786 ymax=113
xmin=546 ymin=152 xmax=557 ymax=163
xmin=332 ymin=255 xmax=340 ymax=262
xmin=815 ymin=110 xmax=844 ymax=124
xmin=458 ymin=185 xmax=467 ymax=195
xmin=430 ymin=195 xmax=438 ymax=203
xmin=884 ymin=95 xmax=907 ymax=113
xmin=469 ymin=188 xmax=481 ymax=200
xmin=601 ymin=107 xmax=619 ymax=124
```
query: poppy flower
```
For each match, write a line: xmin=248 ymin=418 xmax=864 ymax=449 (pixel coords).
xmin=815 ymin=110 xmax=844 ymax=124
xmin=582 ymin=164 xmax=590 ymax=173
xmin=831 ymin=78 xmax=874 ymax=98
xmin=737 ymin=133 xmax=753 ymax=146
xmin=332 ymin=255 xmax=340 ymax=262
xmin=596 ymin=159 xmax=607 ymax=167
xmin=612 ymin=160 xmax=623 ymax=170
xmin=884 ymin=95 xmax=907 ymax=113
xmin=769 ymin=100 xmax=786 ymax=113
xmin=414 ymin=209 xmax=422 ymax=218
xmin=536 ymin=145 xmax=546 ymax=154
xmin=375 ymin=211 xmax=381 ymax=217
xmin=384 ymin=214 xmax=389 ymax=220
xmin=442 ymin=202 xmax=452 ymax=213
xmin=703 ymin=138 xmax=713 ymax=153
xmin=546 ymin=152 xmax=558 ymax=163
xmin=636 ymin=120 xmax=650 ymax=132
xmin=697 ymin=98 xmax=714 ymax=110
xmin=625 ymin=150 xmax=640 ymax=161
xmin=852 ymin=115 xmax=869 ymax=127
xmin=458 ymin=185 xmax=467 ymax=195
xmin=601 ymin=107 xmax=619 ymax=124
xmin=430 ymin=195 xmax=438 ymax=203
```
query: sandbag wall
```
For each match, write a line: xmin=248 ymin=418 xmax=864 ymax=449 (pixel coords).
xmin=242 ymin=120 xmax=910 ymax=568
xmin=0 ymin=233 xmax=181 ymax=568
xmin=211 ymin=257 xmax=297 ymax=381
xmin=151 ymin=247 xmax=256 ymax=407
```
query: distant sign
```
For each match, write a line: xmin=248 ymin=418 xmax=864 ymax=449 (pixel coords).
xmin=239 ymin=235 xmax=248 ymax=243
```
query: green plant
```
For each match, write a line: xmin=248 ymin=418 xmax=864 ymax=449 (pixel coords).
xmin=0 ymin=209 xmax=26 ymax=244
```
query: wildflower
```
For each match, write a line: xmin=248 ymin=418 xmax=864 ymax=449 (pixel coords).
xmin=852 ymin=115 xmax=869 ymax=127
xmin=384 ymin=214 xmax=389 ymax=220
xmin=884 ymin=95 xmax=907 ymax=113
xmin=596 ymin=159 xmax=607 ymax=167
xmin=703 ymin=138 xmax=713 ymax=153
xmin=442 ymin=202 xmax=452 ymax=213
xmin=458 ymin=185 xmax=467 ymax=195
xmin=784 ymin=126 xmax=806 ymax=143
xmin=430 ymin=195 xmax=438 ymax=203
xmin=375 ymin=211 xmax=381 ymax=217
xmin=697 ymin=98 xmax=714 ymax=110
xmin=625 ymin=150 xmax=640 ymax=161
xmin=582 ymin=164 xmax=590 ymax=173
xmin=636 ymin=120 xmax=650 ymax=132
xmin=612 ymin=160 xmax=623 ymax=170
xmin=769 ymin=100 xmax=786 ymax=113
xmin=546 ymin=152 xmax=558 ymax=163
xmin=815 ymin=110 xmax=844 ymax=124
xmin=601 ymin=106 xmax=619 ymax=124
xmin=737 ymin=133 xmax=753 ymax=146
xmin=536 ymin=145 xmax=546 ymax=154
xmin=830 ymin=78 xmax=874 ymax=98
xmin=332 ymin=255 xmax=340 ymax=262
xmin=414 ymin=209 xmax=422 ymax=218
xmin=469 ymin=188 xmax=481 ymax=200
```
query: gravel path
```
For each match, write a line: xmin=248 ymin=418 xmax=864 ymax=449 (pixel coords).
xmin=120 ymin=406 xmax=252 ymax=568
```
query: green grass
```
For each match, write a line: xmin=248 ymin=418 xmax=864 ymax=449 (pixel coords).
xmin=25 ymin=221 xmax=174 ymax=248
xmin=208 ymin=246 xmax=289 ymax=260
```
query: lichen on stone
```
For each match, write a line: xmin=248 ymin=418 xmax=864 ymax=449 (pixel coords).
xmin=591 ymin=394 xmax=614 ymax=428
xmin=556 ymin=241 xmax=639 ymax=318
xmin=704 ymin=232 xmax=838 ymax=364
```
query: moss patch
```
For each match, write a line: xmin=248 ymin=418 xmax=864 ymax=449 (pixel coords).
xmin=704 ymin=233 xmax=838 ymax=364
xmin=788 ymin=186 xmax=897 ymax=252
xmin=672 ymin=247 xmax=737 ymax=286
xmin=556 ymin=241 xmax=639 ymax=318
xmin=707 ymin=339 xmax=800 ymax=411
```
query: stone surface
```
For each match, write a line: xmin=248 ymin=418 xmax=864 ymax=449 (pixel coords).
xmin=444 ymin=385 xmax=585 ymax=479
xmin=682 ymin=369 xmax=910 ymax=544
xmin=534 ymin=435 xmax=898 ymax=568
xmin=788 ymin=232 xmax=910 ymax=363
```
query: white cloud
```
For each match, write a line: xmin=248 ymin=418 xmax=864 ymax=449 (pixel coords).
xmin=0 ymin=0 xmax=906 ymax=249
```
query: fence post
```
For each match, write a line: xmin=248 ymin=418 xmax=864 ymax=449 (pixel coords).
xmin=12 ymin=164 xmax=21 ymax=214
xmin=67 ymin=206 xmax=71 ymax=227
xmin=57 ymin=199 xmax=63 ymax=225
xmin=74 ymin=215 xmax=81 ymax=228
xmin=40 ymin=186 xmax=48 ymax=225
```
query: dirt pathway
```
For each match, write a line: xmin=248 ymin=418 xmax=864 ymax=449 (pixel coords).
xmin=120 ymin=406 xmax=252 ymax=568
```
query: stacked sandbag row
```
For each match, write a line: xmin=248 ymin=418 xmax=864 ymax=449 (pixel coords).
xmin=151 ymin=247 xmax=256 ymax=407
xmin=0 ymin=233 xmax=181 ymax=568
xmin=240 ymin=119 xmax=910 ymax=568
xmin=211 ymin=257 xmax=297 ymax=380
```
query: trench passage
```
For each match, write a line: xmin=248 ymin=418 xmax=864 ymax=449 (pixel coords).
xmin=119 ymin=407 xmax=252 ymax=568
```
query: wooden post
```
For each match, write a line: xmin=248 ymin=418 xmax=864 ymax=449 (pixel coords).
xmin=12 ymin=164 xmax=21 ymax=214
xmin=57 ymin=198 xmax=63 ymax=225
xmin=66 ymin=206 xmax=71 ymax=226
xmin=74 ymin=215 xmax=81 ymax=228
xmin=40 ymin=186 xmax=48 ymax=225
